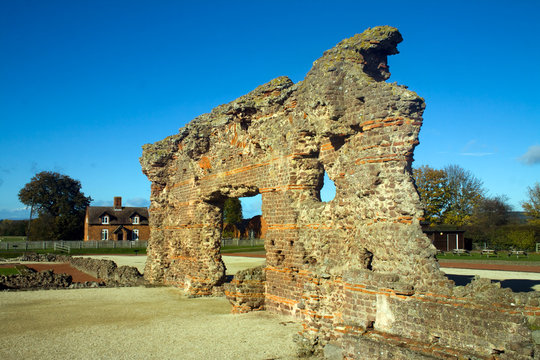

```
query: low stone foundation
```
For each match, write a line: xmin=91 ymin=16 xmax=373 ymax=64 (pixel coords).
xmin=17 ymin=253 xmax=144 ymax=287
xmin=308 ymin=270 xmax=540 ymax=359
xmin=224 ymin=265 xmax=266 ymax=313
xmin=0 ymin=268 xmax=73 ymax=290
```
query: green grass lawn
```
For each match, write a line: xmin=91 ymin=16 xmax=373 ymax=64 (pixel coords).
xmin=1 ymin=242 xmax=538 ymax=264
xmin=0 ymin=247 xmax=147 ymax=258
xmin=0 ymin=236 xmax=27 ymax=242
xmin=0 ymin=267 xmax=19 ymax=275
xmin=0 ymin=245 xmax=265 ymax=258
xmin=221 ymin=245 xmax=265 ymax=254
xmin=68 ymin=247 xmax=147 ymax=255
xmin=437 ymin=251 xmax=540 ymax=262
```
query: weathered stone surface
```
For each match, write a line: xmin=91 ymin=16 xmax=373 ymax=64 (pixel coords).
xmin=141 ymin=25 xmax=440 ymax=293
xmin=140 ymin=26 xmax=539 ymax=359
xmin=224 ymin=265 xmax=266 ymax=313
xmin=0 ymin=269 xmax=72 ymax=290
xmin=19 ymin=253 xmax=144 ymax=287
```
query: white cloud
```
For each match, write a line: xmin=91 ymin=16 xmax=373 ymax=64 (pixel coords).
xmin=461 ymin=139 xmax=477 ymax=152
xmin=519 ymin=145 xmax=540 ymax=165
xmin=459 ymin=139 xmax=495 ymax=157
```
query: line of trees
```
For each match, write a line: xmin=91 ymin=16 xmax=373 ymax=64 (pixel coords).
xmin=0 ymin=219 xmax=29 ymax=237
xmin=413 ymin=165 xmax=540 ymax=250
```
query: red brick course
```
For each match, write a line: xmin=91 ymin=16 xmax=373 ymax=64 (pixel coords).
xmin=140 ymin=26 xmax=539 ymax=359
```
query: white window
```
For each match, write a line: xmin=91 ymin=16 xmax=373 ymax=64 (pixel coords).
xmin=132 ymin=216 xmax=139 ymax=224
xmin=102 ymin=215 xmax=109 ymax=224
xmin=101 ymin=229 xmax=108 ymax=241
xmin=132 ymin=229 xmax=139 ymax=241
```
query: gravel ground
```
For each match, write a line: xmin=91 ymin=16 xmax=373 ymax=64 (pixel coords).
xmin=0 ymin=287 xmax=301 ymax=360
xmin=2 ymin=255 xmax=538 ymax=359
xmin=0 ymin=255 xmax=301 ymax=360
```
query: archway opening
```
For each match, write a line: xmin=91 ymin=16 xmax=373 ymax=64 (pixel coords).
xmin=220 ymin=194 xmax=263 ymax=241
xmin=220 ymin=194 xmax=265 ymax=281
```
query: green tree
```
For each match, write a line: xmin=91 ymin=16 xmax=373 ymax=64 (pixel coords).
xmin=467 ymin=195 xmax=512 ymax=247
xmin=413 ymin=164 xmax=484 ymax=226
xmin=0 ymin=220 xmax=29 ymax=236
xmin=413 ymin=165 xmax=450 ymax=225
xmin=522 ymin=182 xmax=540 ymax=225
xmin=443 ymin=165 xmax=485 ymax=226
xmin=18 ymin=171 xmax=92 ymax=240
xmin=505 ymin=228 xmax=536 ymax=251
xmin=222 ymin=198 xmax=242 ymax=225
xmin=28 ymin=214 xmax=56 ymax=241
xmin=472 ymin=195 xmax=512 ymax=228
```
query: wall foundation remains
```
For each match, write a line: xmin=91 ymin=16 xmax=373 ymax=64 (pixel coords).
xmin=141 ymin=26 xmax=540 ymax=359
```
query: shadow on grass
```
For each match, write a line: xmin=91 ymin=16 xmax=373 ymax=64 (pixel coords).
xmin=445 ymin=274 xmax=540 ymax=293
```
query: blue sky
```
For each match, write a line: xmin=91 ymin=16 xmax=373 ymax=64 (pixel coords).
xmin=1 ymin=0 xmax=539 ymax=220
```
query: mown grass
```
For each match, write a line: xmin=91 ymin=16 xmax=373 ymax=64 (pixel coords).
xmin=437 ymin=251 xmax=540 ymax=262
xmin=221 ymin=245 xmax=265 ymax=254
xmin=1 ymin=243 xmax=538 ymax=264
xmin=68 ymin=248 xmax=147 ymax=255
xmin=0 ymin=245 xmax=265 ymax=258
xmin=0 ymin=236 xmax=27 ymax=242
xmin=0 ymin=267 xmax=19 ymax=275
xmin=0 ymin=247 xmax=148 ymax=258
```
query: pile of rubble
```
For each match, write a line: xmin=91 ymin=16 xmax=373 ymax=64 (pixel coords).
xmin=0 ymin=253 xmax=144 ymax=290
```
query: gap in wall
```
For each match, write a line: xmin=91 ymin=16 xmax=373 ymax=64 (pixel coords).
xmin=320 ymin=171 xmax=336 ymax=202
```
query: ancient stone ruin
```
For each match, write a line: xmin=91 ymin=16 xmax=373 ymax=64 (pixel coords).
xmin=0 ymin=253 xmax=144 ymax=290
xmin=141 ymin=26 xmax=539 ymax=359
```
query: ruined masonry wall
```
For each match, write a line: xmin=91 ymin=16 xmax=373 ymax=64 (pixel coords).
xmin=141 ymin=26 xmax=539 ymax=359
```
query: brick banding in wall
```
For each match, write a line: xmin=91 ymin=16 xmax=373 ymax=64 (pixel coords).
xmin=140 ymin=26 xmax=540 ymax=359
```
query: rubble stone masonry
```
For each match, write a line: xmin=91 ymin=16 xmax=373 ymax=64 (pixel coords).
xmin=141 ymin=26 xmax=540 ymax=359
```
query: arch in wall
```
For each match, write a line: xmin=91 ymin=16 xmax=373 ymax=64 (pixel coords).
xmin=140 ymin=26 xmax=539 ymax=359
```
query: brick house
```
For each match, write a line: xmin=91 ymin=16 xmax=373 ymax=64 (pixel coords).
xmin=83 ymin=197 xmax=150 ymax=241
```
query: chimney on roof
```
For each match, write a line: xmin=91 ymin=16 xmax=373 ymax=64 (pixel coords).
xmin=114 ymin=197 xmax=122 ymax=210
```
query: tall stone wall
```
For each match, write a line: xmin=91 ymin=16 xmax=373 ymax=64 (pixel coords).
xmin=141 ymin=26 xmax=539 ymax=359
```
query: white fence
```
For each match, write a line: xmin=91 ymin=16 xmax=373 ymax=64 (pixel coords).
xmin=1 ymin=238 xmax=262 ymax=251
xmin=54 ymin=242 xmax=71 ymax=254
xmin=0 ymin=240 xmax=148 ymax=251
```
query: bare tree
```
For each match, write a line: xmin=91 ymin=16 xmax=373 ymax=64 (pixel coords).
xmin=442 ymin=165 xmax=485 ymax=226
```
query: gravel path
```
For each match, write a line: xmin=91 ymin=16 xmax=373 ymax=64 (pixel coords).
xmin=3 ymin=254 xmax=538 ymax=359
xmin=0 ymin=255 xmax=301 ymax=359
xmin=0 ymin=287 xmax=302 ymax=360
